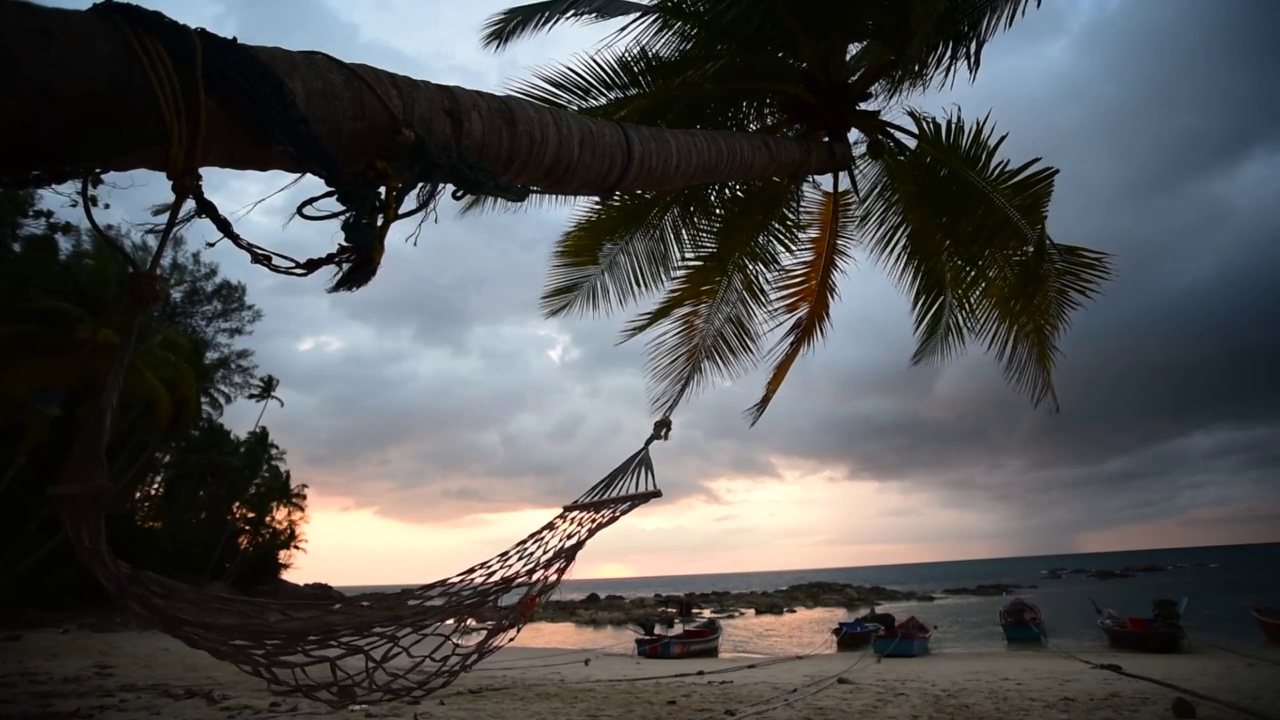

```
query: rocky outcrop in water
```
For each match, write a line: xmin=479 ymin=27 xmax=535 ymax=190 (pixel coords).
xmin=246 ymin=579 xmax=347 ymax=603
xmin=1120 ymin=563 xmax=1169 ymax=573
xmin=529 ymin=582 xmax=935 ymax=626
xmin=940 ymin=583 xmax=1034 ymax=596
xmin=1086 ymin=570 xmax=1135 ymax=581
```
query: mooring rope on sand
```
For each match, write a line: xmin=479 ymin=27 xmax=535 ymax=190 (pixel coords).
xmin=1041 ymin=638 xmax=1277 ymax=720
xmin=441 ymin=630 xmax=838 ymax=698
xmin=467 ymin=639 xmax=637 ymax=670
xmin=1203 ymin=641 xmax=1280 ymax=668
xmin=688 ymin=636 xmax=888 ymax=720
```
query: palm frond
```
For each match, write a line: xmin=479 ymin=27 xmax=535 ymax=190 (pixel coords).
xmin=479 ymin=0 xmax=655 ymax=52
xmin=453 ymin=190 xmax=581 ymax=218
xmin=746 ymin=179 xmax=857 ymax=425
xmin=861 ymin=109 xmax=1112 ymax=409
xmin=540 ymin=186 xmax=714 ymax=318
xmin=509 ymin=43 xmax=791 ymax=132
xmin=868 ymin=0 xmax=1042 ymax=100
xmin=617 ymin=180 xmax=803 ymax=416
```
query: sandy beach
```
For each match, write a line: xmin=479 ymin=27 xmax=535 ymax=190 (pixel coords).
xmin=1 ymin=628 xmax=1277 ymax=720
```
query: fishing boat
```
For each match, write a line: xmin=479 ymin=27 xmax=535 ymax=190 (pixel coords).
xmin=1094 ymin=597 xmax=1188 ymax=653
xmin=635 ymin=618 xmax=722 ymax=659
xmin=871 ymin=614 xmax=934 ymax=657
xmin=832 ymin=613 xmax=886 ymax=650
xmin=999 ymin=597 xmax=1047 ymax=644
xmin=1250 ymin=605 xmax=1280 ymax=645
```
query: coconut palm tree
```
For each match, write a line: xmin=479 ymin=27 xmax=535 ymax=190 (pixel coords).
xmin=1 ymin=2 xmax=851 ymax=193
xmin=478 ymin=0 xmax=1113 ymax=422
xmin=246 ymin=374 xmax=284 ymax=431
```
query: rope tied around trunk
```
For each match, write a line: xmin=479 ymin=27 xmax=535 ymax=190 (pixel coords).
xmin=86 ymin=0 xmax=534 ymax=293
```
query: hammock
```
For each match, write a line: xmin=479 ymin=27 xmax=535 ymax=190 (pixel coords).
xmin=32 ymin=5 xmax=671 ymax=706
xmin=51 ymin=423 xmax=666 ymax=707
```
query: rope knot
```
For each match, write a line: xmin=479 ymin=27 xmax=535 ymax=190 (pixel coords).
xmin=168 ymin=172 xmax=201 ymax=198
xmin=651 ymin=417 xmax=672 ymax=443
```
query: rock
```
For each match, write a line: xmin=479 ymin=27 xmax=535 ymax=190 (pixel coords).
xmin=940 ymin=584 xmax=1024 ymax=596
xmin=1086 ymin=570 xmax=1135 ymax=581
xmin=1120 ymin=564 xmax=1169 ymax=573
xmin=245 ymin=579 xmax=346 ymax=603
xmin=1171 ymin=696 xmax=1196 ymax=719
xmin=203 ymin=689 xmax=233 ymax=704
xmin=1043 ymin=573 xmax=1064 ymax=580
xmin=528 ymin=582 xmax=933 ymax=625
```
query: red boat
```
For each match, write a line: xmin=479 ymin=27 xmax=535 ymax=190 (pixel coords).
xmin=1251 ymin=605 xmax=1280 ymax=645
xmin=1094 ymin=597 xmax=1187 ymax=654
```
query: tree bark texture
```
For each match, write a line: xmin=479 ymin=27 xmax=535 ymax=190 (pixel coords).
xmin=0 ymin=1 xmax=849 ymax=194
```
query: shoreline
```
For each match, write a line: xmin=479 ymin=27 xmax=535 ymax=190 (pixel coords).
xmin=2 ymin=628 xmax=1277 ymax=719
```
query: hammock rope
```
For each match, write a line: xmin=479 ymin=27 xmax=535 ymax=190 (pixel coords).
xmin=53 ymin=423 xmax=666 ymax=707
xmin=41 ymin=1 xmax=670 ymax=708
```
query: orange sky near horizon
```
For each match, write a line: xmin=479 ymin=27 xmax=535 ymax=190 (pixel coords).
xmin=283 ymin=463 xmax=1280 ymax=588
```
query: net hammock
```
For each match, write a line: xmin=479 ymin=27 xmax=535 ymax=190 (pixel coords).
xmin=26 ymin=3 xmax=674 ymax=706
xmin=52 ymin=422 xmax=667 ymax=707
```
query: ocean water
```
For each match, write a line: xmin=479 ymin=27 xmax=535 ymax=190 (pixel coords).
xmin=339 ymin=542 xmax=1280 ymax=658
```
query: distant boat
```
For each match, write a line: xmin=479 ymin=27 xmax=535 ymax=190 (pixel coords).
xmin=1093 ymin=597 xmax=1188 ymax=653
xmin=871 ymin=614 xmax=934 ymax=657
xmin=635 ymin=618 xmax=722 ymax=659
xmin=999 ymin=597 xmax=1047 ymax=644
xmin=1251 ymin=605 xmax=1280 ymax=645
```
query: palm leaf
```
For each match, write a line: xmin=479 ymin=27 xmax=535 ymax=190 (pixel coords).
xmin=746 ymin=180 xmax=857 ymax=425
xmin=479 ymin=0 xmax=656 ymax=52
xmin=454 ymin=190 xmax=581 ymax=218
xmin=860 ymin=109 xmax=1112 ymax=409
xmin=508 ymin=42 xmax=792 ymax=132
xmin=540 ymin=185 xmax=715 ymax=318
xmin=861 ymin=0 xmax=1043 ymax=100
xmin=618 ymin=180 xmax=803 ymax=416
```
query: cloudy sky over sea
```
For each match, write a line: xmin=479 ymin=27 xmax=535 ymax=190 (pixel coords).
xmin=41 ymin=0 xmax=1280 ymax=584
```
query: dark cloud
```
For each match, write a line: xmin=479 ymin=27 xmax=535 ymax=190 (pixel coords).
xmin=720 ymin=0 xmax=1280 ymax=539
xmin=36 ymin=0 xmax=1280 ymax=544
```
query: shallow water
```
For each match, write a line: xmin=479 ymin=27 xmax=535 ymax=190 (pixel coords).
xmin=343 ymin=542 xmax=1280 ymax=657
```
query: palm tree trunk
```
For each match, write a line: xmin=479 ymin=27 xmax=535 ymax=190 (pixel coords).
xmin=252 ymin=401 xmax=268 ymax=432
xmin=0 ymin=2 xmax=849 ymax=193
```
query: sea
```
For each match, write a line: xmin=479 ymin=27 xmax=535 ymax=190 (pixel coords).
xmin=338 ymin=542 xmax=1280 ymax=658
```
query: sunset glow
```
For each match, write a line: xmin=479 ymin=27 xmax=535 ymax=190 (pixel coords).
xmin=283 ymin=459 xmax=1257 ymax=587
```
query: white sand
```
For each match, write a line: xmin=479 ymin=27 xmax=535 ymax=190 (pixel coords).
xmin=1 ymin=629 xmax=1277 ymax=719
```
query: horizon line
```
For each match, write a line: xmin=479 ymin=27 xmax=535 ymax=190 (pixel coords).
xmin=331 ymin=538 xmax=1279 ymax=590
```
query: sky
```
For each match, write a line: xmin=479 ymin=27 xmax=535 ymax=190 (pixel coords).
xmin=38 ymin=0 xmax=1280 ymax=586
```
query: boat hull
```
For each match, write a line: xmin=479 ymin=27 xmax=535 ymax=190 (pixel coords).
xmin=999 ymin=599 xmax=1046 ymax=645
xmin=1098 ymin=621 xmax=1186 ymax=653
xmin=635 ymin=621 xmax=722 ymax=659
xmin=1001 ymin=622 xmax=1046 ymax=644
xmin=872 ymin=635 xmax=931 ymax=657
xmin=1251 ymin=606 xmax=1280 ymax=645
xmin=833 ymin=621 xmax=880 ymax=650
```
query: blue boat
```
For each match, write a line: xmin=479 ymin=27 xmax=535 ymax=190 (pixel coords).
xmin=1000 ymin=598 xmax=1047 ymax=644
xmin=871 ymin=615 xmax=933 ymax=657
xmin=832 ymin=619 xmax=881 ymax=650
